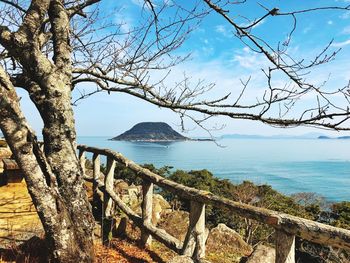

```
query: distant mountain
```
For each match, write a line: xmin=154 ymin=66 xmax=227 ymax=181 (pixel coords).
xmin=221 ymin=133 xmax=327 ymax=140
xmin=338 ymin=136 xmax=350 ymax=140
xmin=110 ymin=122 xmax=190 ymax=141
xmin=318 ymin=136 xmax=331 ymax=139
xmin=317 ymin=135 xmax=350 ymax=140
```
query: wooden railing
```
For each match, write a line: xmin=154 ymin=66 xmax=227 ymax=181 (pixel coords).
xmin=77 ymin=145 xmax=350 ymax=263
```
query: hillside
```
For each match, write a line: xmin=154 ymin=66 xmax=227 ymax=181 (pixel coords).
xmin=110 ymin=122 xmax=189 ymax=141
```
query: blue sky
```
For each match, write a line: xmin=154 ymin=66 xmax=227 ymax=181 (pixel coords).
xmin=17 ymin=0 xmax=350 ymax=137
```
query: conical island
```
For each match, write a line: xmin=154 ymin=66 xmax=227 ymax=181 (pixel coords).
xmin=110 ymin=122 xmax=190 ymax=141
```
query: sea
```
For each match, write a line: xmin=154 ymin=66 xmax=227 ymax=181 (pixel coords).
xmin=77 ymin=137 xmax=350 ymax=203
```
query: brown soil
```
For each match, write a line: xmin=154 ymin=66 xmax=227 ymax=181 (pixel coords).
xmin=0 ymin=182 xmax=175 ymax=263
xmin=0 ymin=181 xmax=43 ymax=247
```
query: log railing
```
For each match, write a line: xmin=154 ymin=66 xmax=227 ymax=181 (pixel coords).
xmin=78 ymin=145 xmax=350 ymax=263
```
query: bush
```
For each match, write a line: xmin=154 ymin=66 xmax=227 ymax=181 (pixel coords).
xmin=112 ymin=163 xmax=350 ymax=262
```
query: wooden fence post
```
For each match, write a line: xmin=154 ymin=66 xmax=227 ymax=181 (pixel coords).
xmin=275 ymin=229 xmax=295 ymax=263
xmin=78 ymin=149 xmax=86 ymax=176
xmin=182 ymin=201 xmax=206 ymax=260
xmin=141 ymin=180 xmax=153 ymax=247
xmin=92 ymin=153 xmax=103 ymax=220
xmin=102 ymin=156 xmax=116 ymax=245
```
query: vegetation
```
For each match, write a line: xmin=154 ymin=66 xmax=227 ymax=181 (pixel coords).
xmin=331 ymin=202 xmax=350 ymax=230
xmin=1 ymin=0 xmax=350 ymax=261
xmin=113 ymin=163 xmax=350 ymax=262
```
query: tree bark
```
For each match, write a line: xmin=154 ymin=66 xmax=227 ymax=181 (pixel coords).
xmin=40 ymin=75 xmax=95 ymax=262
xmin=0 ymin=0 xmax=95 ymax=261
xmin=0 ymin=65 xmax=94 ymax=262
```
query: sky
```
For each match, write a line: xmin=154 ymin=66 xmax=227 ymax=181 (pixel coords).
xmin=15 ymin=0 xmax=350 ymax=137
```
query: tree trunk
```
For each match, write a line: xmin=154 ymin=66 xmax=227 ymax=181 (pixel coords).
xmin=0 ymin=66 xmax=94 ymax=262
xmin=40 ymin=72 xmax=95 ymax=259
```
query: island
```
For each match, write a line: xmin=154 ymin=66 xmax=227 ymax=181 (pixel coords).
xmin=318 ymin=136 xmax=331 ymax=139
xmin=317 ymin=135 xmax=350 ymax=140
xmin=337 ymin=136 xmax=350 ymax=139
xmin=110 ymin=122 xmax=190 ymax=142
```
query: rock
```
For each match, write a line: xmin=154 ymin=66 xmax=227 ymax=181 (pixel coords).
xmin=127 ymin=185 xmax=141 ymax=202
xmin=154 ymin=194 xmax=171 ymax=210
xmin=116 ymin=180 xmax=141 ymax=208
xmin=152 ymin=194 xmax=171 ymax=224
xmin=158 ymin=210 xmax=190 ymax=241
xmin=93 ymin=223 xmax=102 ymax=240
xmin=206 ymin=224 xmax=253 ymax=257
xmin=245 ymin=244 xmax=275 ymax=263
xmin=114 ymin=179 xmax=129 ymax=193
xmin=167 ymin=255 xmax=194 ymax=263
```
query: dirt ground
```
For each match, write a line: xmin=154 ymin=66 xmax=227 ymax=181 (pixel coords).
xmin=0 ymin=180 xmax=175 ymax=263
xmin=0 ymin=181 xmax=43 ymax=248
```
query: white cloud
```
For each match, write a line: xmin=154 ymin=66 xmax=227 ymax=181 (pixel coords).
xmin=114 ymin=13 xmax=133 ymax=33
xmin=340 ymin=11 xmax=350 ymax=19
xmin=233 ymin=54 xmax=259 ymax=69
xmin=342 ymin=25 xmax=350 ymax=34
xmin=327 ymin=20 xmax=334 ymax=25
xmin=215 ymin=25 xmax=232 ymax=38
xmin=131 ymin=0 xmax=173 ymax=9
xmin=232 ymin=47 xmax=268 ymax=70
xmin=131 ymin=0 xmax=145 ymax=7
xmin=303 ymin=26 xmax=312 ymax=34
xmin=215 ymin=25 xmax=225 ymax=33
xmin=215 ymin=20 xmax=265 ymax=38
xmin=201 ymin=46 xmax=214 ymax=56
xmin=239 ymin=19 xmax=265 ymax=29
xmin=253 ymin=19 xmax=265 ymax=28
xmin=331 ymin=39 xmax=350 ymax=47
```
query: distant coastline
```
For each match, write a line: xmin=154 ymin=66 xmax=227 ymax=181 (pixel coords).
xmin=220 ymin=133 xmax=350 ymax=140
xmin=318 ymin=135 xmax=350 ymax=140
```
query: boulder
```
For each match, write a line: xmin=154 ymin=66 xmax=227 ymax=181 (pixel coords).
xmin=152 ymin=194 xmax=171 ymax=224
xmin=114 ymin=179 xmax=129 ymax=194
xmin=206 ymin=224 xmax=253 ymax=257
xmin=158 ymin=210 xmax=190 ymax=241
xmin=116 ymin=180 xmax=141 ymax=208
xmin=245 ymin=244 xmax=275 ymax=263
xmin=127 ymin=185 xmax=141 ymax=202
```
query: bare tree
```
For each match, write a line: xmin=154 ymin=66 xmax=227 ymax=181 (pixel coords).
xmin=0 ymin=0 xmax=349 ymax=262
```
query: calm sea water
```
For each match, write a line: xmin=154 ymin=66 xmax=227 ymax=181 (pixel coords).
xmin=77 ymin=137 xmax=350 ymax=202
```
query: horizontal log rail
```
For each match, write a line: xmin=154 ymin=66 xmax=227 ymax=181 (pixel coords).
xmin=78 ymin=145 xmax=350 ymax=263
